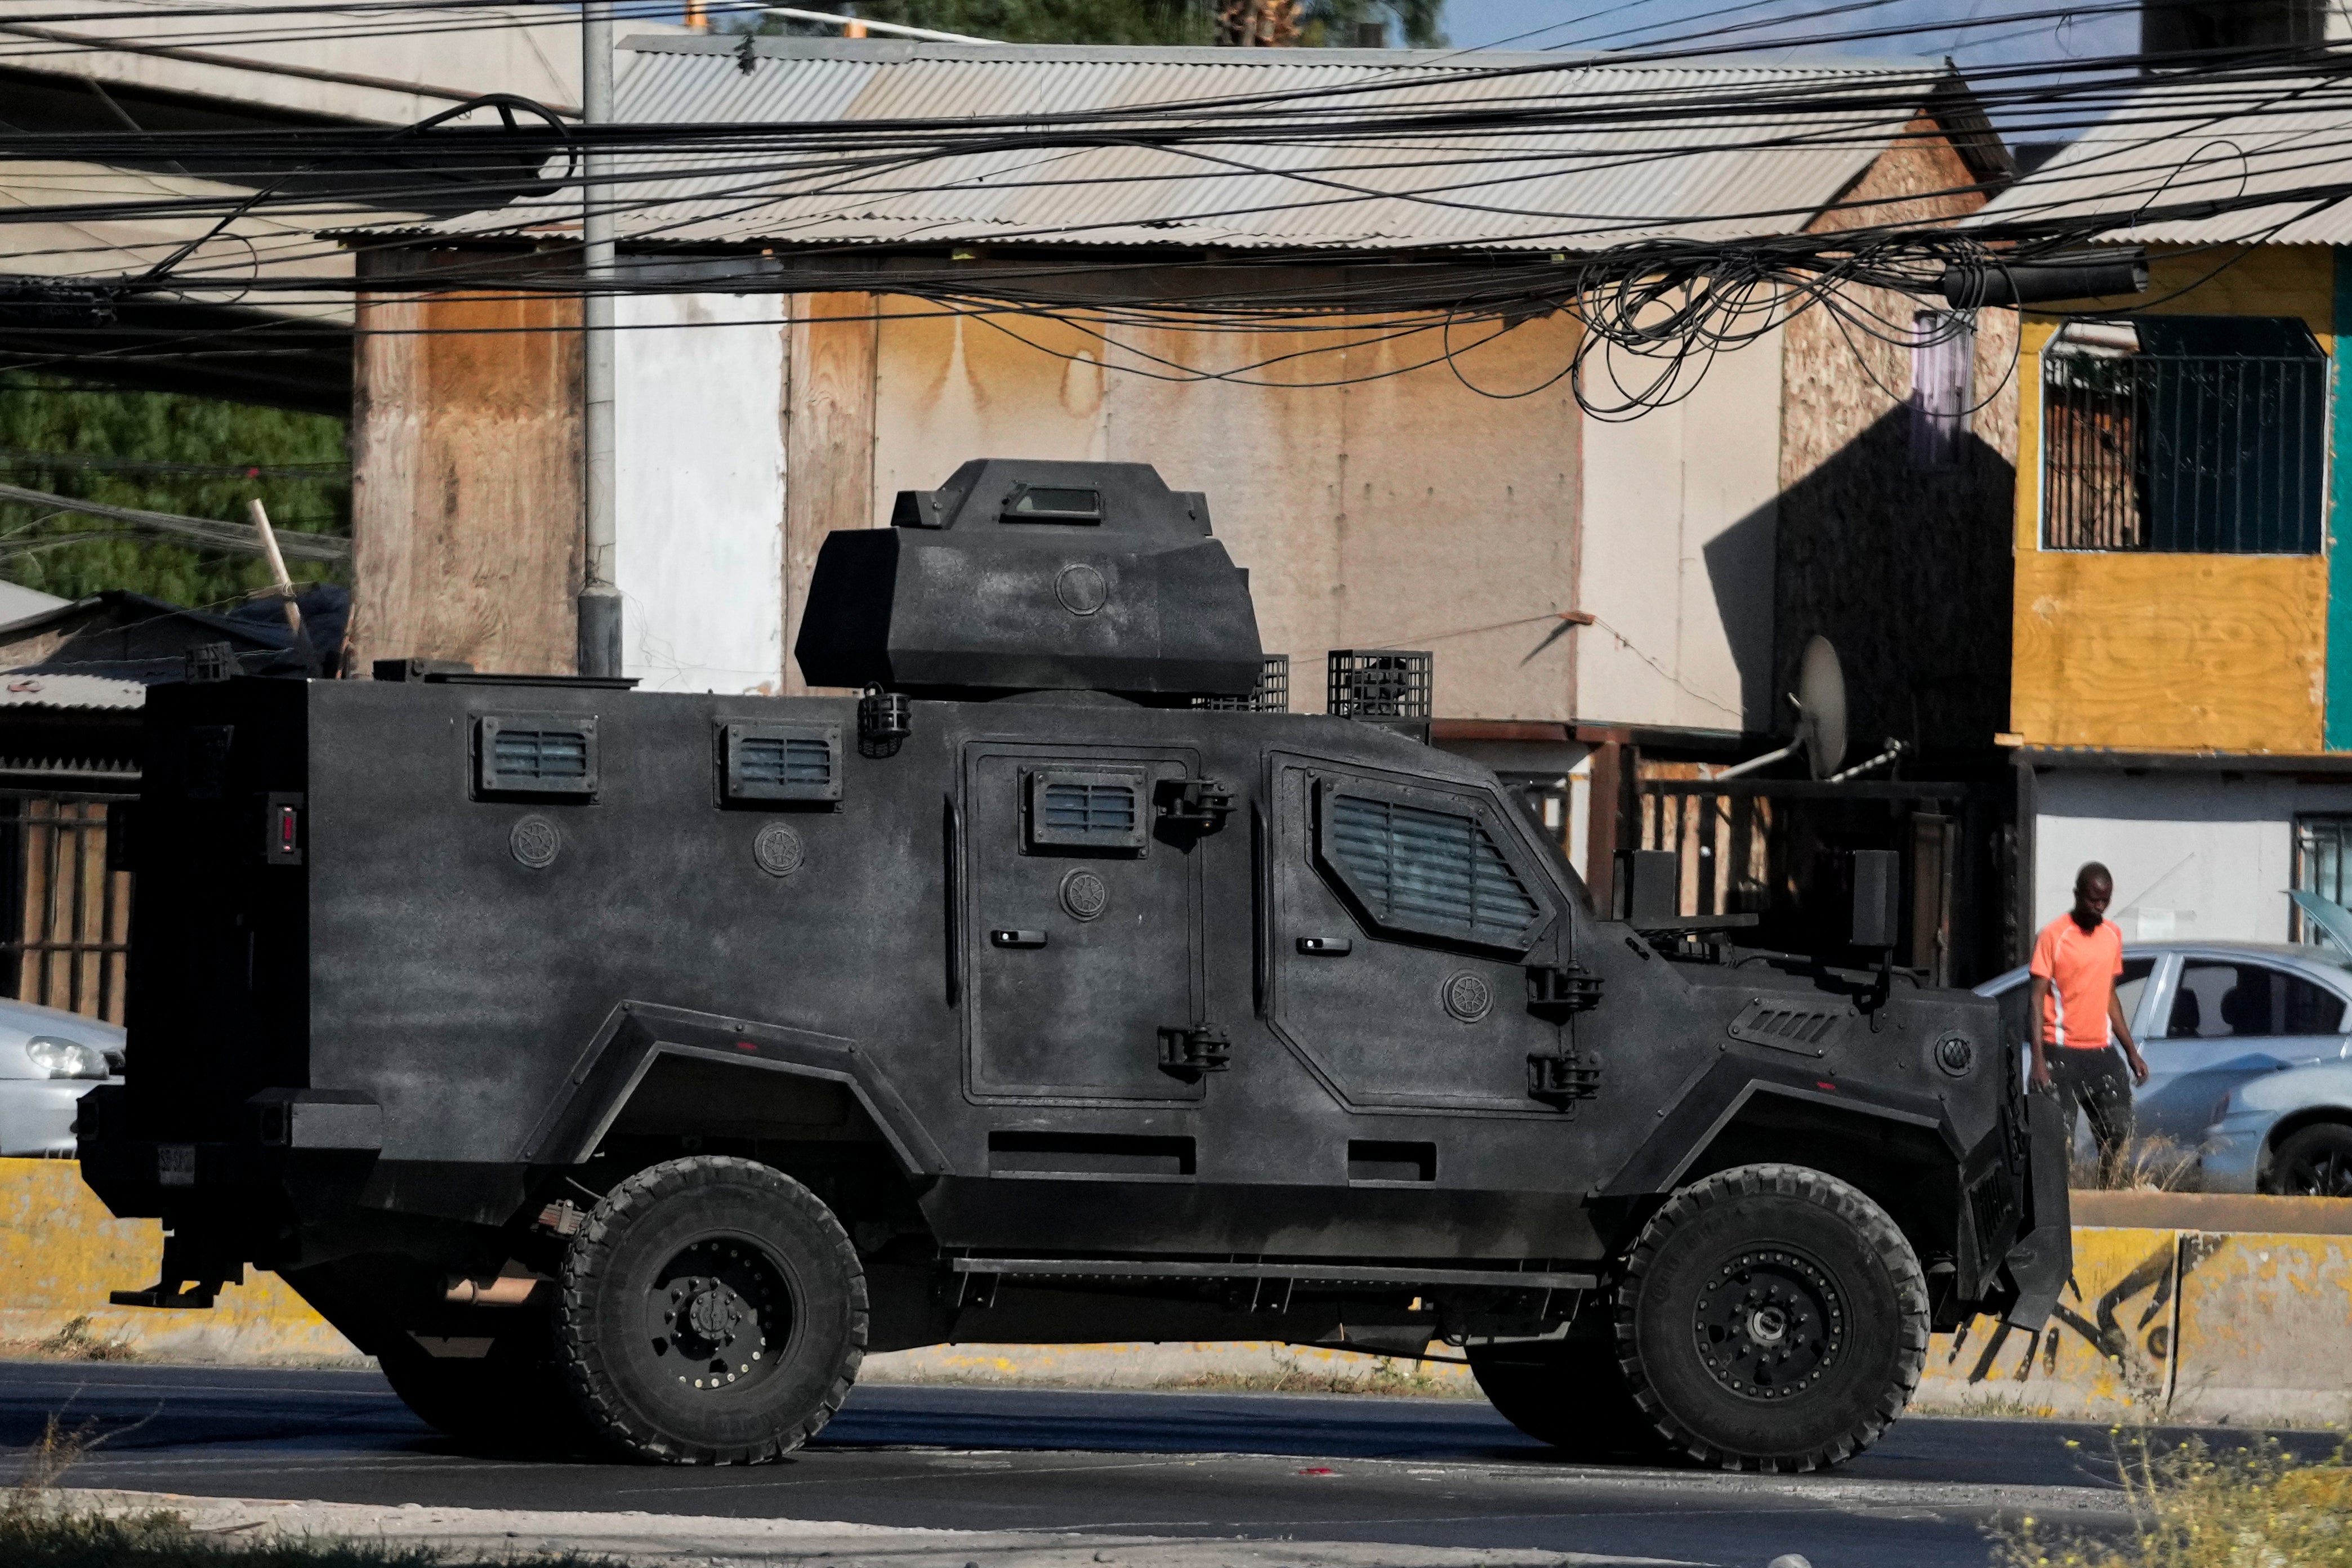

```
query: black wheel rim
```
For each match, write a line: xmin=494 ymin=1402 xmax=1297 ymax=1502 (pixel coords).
xmin=641 ymin=1234 xmax=794 ymax=1397
xmin=2286 ymin=1147 xmax=2352 ymax=1198
xmin=1691 ymin=1247 xmax=1845 ymax=1401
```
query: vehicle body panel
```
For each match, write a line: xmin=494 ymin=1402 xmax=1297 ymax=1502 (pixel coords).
xmin=2201 ymin=1058 xmax=2352 ymax=1193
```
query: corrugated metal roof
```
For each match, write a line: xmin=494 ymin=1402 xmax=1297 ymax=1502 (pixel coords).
xmin=0 ymin=674 xmax=145 ymax=711
xmin=425 ymin=38 xmax=1967 ymax=254
xmin=1970 ymin=74 xmax=2352 ymax=245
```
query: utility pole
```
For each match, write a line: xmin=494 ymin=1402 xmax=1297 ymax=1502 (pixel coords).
xmin=578 ymin=0 xmax=621 ymax=678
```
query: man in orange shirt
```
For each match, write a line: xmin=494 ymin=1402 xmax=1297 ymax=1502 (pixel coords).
xmin=2029 ymin=861 xmax=2151 ymax=1186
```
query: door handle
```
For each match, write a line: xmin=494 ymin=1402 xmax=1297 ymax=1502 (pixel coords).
xmin=1297 ymin=936 xmax=1352 ymax=955
xmin=990 ymin=929 xmax=1047 ymax=949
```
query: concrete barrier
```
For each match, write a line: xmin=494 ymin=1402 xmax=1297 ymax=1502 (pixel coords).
xmin=4 ymin=1162 xmax=2345 ymax=1427
xmin=0 ymin=1159 xmax=355 ymax=1363
xmin=1913 ymin=1193 xmax=2352 ymax=1426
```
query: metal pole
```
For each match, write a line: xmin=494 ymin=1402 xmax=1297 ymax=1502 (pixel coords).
xmin=578 ymin=0 xmax=622 ymax=678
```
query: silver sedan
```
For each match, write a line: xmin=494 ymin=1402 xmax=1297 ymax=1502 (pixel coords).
xmin=1975 ymin=940 xmax=2352 ymax=1142
xmin=0 ymin=998 xmax=122 ymax=1158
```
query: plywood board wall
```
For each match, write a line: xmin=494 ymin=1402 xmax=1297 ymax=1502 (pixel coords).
xmin=349 ymin=251 xmax=582 ymax=676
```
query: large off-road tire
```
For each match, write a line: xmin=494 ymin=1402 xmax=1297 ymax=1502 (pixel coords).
xmin=376 ymin=1322 xmax=599 ymax=1455
xmin=1468 ymin=1337 xmax=1671 ymax=1461
xmin=556 ymin=1156 xmax=867 ymax=1464
xmin=286 ymin=1259 xmax=595 ymax=1455
xmin=1615 ymin=1164 xmax=1927 ymax=1473
xmin=2265 ymin=1122 xmax=2352 ymax=1198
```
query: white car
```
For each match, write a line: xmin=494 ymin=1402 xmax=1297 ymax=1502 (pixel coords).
xmin=0 ymin=998 xmax=122 ymax=1157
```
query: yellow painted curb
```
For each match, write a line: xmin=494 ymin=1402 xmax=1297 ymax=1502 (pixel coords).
xmin=12 ymin=1161 xmax=2347 ymax=1428
xmin=0 ymin=1159 xmax=355 ymax=1363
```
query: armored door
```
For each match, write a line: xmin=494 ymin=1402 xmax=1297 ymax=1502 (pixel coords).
xmin=963 ymin=743 xmax=1206 ymax=1101
xmin=1266 ymin=757 xmax=1566 ymax=1114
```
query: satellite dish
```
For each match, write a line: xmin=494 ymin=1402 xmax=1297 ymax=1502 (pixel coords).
xmin=1708 ymin=634 xmax=1852 ymax=783
xmin=1793 ymin=635 xmax=1848 ymax=781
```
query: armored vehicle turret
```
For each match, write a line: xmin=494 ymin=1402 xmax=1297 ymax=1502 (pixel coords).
xmin=79 ymin=461 xmax=2067 ymax=1472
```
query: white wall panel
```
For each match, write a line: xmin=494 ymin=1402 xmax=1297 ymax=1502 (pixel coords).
xmin=613 ymin=293 xmax=786 ymax=693
xmin=1576 ymin=329 xmax=1782 ymax=735
xmin=2031 ymin=772 xmax=2352 ymax=944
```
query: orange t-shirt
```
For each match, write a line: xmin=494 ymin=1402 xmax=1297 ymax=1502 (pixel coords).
xmin=2030 ymin=913 xmax=2125 ymax=1048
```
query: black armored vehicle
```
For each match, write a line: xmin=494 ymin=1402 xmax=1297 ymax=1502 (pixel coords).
xmin=80 ymin=460 xmax=2067 ymax=1472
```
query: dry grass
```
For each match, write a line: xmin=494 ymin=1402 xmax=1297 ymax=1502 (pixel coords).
xmin=23 ymin=1317 xmax=141 ymax=1362
xmin=0 ymin=1505 xmax=632 ymax=1568
xmin=2 ymin=1408 xmax=622 ymax=1567
xmin=1159 ymin=1351 xmax=1481 ymax=1397
xmin=0 ymin=1316 xmax=143 ymax=1364
xmin=1993 ymin=1433 xmax=2352 ymax=1567
xmin=2070 ymin=1135 xmax=2207 ymax=1193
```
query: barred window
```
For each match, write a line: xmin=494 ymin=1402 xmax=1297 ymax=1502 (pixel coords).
xmin=2042 ymin=316 xmax=2325 ymax=555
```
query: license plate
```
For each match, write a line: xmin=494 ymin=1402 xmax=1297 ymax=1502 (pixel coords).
xmin=157 ymin=1145 xmax=196 ymax=1187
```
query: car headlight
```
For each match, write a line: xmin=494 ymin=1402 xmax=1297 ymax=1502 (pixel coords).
xmin=24 ymin=1037 xmax=110 ymax=1080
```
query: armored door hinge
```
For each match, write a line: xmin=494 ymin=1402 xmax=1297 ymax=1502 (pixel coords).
xmin=1525 ymin=965 xmax=1602 ymax=1017
xmin=1527 ymin=1051 xmax=1601 ymax=1107
xmin=1159 ymin=777 xmax=1235 ymax=828
xmin=1158 ymin=1023 xmax=1231 ymax=1080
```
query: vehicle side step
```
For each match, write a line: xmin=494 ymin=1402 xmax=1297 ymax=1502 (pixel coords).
xmin=948 ymin=1258 xmax=1597 ymax=1290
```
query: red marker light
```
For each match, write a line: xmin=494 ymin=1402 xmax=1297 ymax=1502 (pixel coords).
xmin=1815 ymin=1080 xmax=1837 ymax=1092
xmin=735 ymin=1040 xmax=759 ymax=1053
xmin=1298 ymin=1468 xmax=1336 ymax=1476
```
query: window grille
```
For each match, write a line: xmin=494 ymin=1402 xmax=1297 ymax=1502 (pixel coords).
xmin=477 ymin=715 xmax=597 ymax=797
xmin=723 ymin=722 xmax=841 ymax=803
xmin=1027 ymin=769 xmax=1147 ymax=851
xmin=1909 ymin=311 xmax=1974 ymax=470
xmin=0 ymin=798 xmax=130 ymax=1025
xmin=1194 ymin=655 xmax=1290 ymax=713
xmin=1327 ymin=650 xmax=1432 ymax=720
xmin=1321 ymin=789 xmax=1541 ymax=949
xmin=2042 ymin=316 xmax=2326 ymax=554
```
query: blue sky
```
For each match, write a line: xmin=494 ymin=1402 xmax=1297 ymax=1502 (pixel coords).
xmin=1439 ymin=0 xmax=2136 ymax=69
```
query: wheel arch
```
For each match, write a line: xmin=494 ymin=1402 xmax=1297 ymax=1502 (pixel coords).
xmin=2259 ymin=1105 xmax=2352 ymax=1187
xmin=523 ymin=1001 xmax=947 ymax=1183
xmin=1674 ymin=1087 xmax=1965 ymax=1271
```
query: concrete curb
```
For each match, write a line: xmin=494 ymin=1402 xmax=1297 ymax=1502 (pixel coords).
xmin=11 ymin=1162 xmax=2347 ymax=1425
xmin=35 ymin=1487 xmax=1719 ymax=1567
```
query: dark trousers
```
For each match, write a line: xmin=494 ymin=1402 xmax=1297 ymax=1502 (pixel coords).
xmin=2047 ymin=1046 xmax=2135 ymax=1186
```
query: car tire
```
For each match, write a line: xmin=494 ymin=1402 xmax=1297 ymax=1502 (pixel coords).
xmin=1468 ymin=1337 xmax=1672 ymax=1461
xmin=2265 ymin=1122 xmax=2352 ymax=1198
xmin=1615 ymin=1163 xmax=1927 ymax=1473
xmin=556 ymin=1155 xmax=867 ymax=1464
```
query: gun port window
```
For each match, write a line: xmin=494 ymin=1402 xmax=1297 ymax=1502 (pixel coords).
xmin=1001 ymin=485 xmax=1102 ymax=523
xmin=1027 ymin=769 xmax=1146 ymax=851
xmin=1316 ymin=783 xmax=1543 ymax=951
xmin=477 ymin=715 xmax=597 ymax=797
xmin=724 ymin=722 xmax=842 ymax=803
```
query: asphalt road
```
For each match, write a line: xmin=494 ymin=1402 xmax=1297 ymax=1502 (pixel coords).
xmin=0 ymin=1361 xmax=2332 ymax=1568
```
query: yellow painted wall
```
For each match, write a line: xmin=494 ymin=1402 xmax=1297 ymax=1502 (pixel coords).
xmin=2010 ymin=247 xmax=2336 ymax=752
